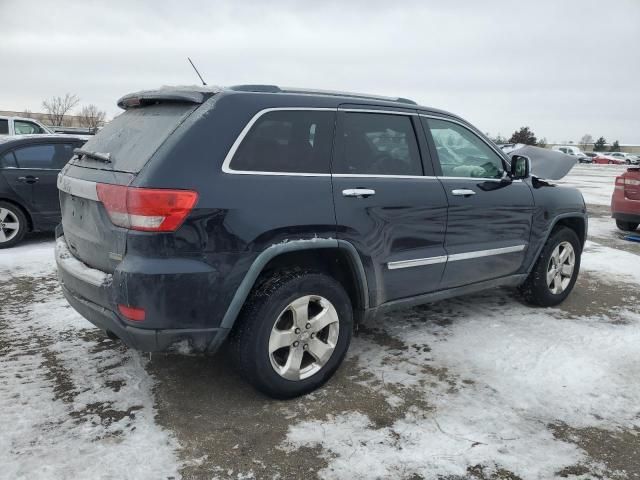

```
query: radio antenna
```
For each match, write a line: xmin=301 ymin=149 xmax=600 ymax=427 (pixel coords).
xmin=187 ymin=57 xmax=207 ymax=86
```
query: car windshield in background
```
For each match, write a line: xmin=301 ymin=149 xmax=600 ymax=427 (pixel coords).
xmin=71 ymin=103 xmax=196 ymax=173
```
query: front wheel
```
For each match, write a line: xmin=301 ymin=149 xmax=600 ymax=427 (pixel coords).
xmin=230 ymin=269 xmax=353 ymax=399
xmin=519 ymin=227 xmax=581 ymax=307
xmin=616 ymin=220 xmax=639 ymax=232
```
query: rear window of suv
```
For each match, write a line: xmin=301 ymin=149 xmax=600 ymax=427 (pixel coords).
xmin=229 ymin=110 xmax=335 ymax=174
xmin=72 ymin=103 xmax=196 ymax=173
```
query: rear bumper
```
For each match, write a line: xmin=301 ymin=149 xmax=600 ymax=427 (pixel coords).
xmin=612 ymin=211 xmax=640 ymax=223
xmin=55 ymin=236 xmax=229 ymax=353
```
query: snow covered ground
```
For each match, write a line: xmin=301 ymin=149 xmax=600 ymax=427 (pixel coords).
xmin=1 ymin=164 xmax=639 ymax=479
xmin=556 ymin=163 xmax=627 ymax=206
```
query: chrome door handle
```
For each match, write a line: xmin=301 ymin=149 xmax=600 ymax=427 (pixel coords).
xmin=18 ymin=176 xmax=40 ymax=184
xmin=451 ymin=189 xmax=476 ymax=196
xmin=342 ymin=188 xmax=376 ymax=198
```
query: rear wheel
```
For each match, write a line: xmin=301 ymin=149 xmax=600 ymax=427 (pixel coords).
xmin=0 ymin=202 xmax=27 ymax=249
xmin=519 ymin=227 xmax=581 ymax=307
xmin=230 ymin=269 xmax=353 ymax=399
xmin=616 ymin=220 xmax=639 ymax=232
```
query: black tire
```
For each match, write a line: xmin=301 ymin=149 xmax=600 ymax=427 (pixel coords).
xmin=616 ymin=220 xmax=639 ymax=232
xmin=519 ymin=227 xmax=581 ymax=307
xmin=0 ymin=201 xmax=28 ymax=249
xmin=229 ymin=269 xmax=353 ymax=399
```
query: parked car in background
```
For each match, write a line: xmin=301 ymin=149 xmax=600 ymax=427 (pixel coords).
xmin=612 ymin=166 xmax=640 ymax=232
xmin=583 ymin=152 xmax=599 ymax=163
xmin=552 ymin=145 xmax=589 ymax=162
xmin=608 ymin=152 xmax=639 ymax=165
xmin=593 ymin=153 xmax=626 ymax=165
xmin=0 ymin=116 xmax=53 ymax=136
xmin=0 ymin=134 xmax=85 ymax=247
xmin=55 ymin=84 xmax=587 ymax=398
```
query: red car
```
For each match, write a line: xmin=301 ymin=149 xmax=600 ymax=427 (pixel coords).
xmin=612 ymin=166 xmax=640 ymax=231
xmin=595 ymin=154 xmax=626 ymax=165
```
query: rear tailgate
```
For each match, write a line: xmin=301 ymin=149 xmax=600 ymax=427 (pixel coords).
xmin=58 ymin=169 xmax=132 ymax=273
xmin=57 ymin=101 xmax=200 ymax=273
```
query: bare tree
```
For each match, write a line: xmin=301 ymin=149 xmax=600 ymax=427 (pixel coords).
xmin=579 ymin=134 xmax=594 ymax=150
xmin=42 ymin=93 xmax=80 ymax=127
xmin=21 ymin=109 xmax=33 ymax=118
xmin=78 ymin=104 xmax=106 ymax=131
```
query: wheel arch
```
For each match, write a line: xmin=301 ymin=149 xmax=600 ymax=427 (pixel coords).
xmin=220 ymin=239 xmax=369 ymax=330
xmin=526 ymin=213 xmax=587 ymax=275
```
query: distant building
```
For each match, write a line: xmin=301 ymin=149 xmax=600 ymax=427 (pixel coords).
xmin=0 ymin=109 xmax=87 ymax=128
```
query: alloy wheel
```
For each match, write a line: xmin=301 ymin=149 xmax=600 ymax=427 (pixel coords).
xmin=268 ymin=295 xmax=340 ymax=381
xmin=546 ymin=241 xmax=575 ymax=294
xmin=0 ymin=208 xmax=20 ymax=244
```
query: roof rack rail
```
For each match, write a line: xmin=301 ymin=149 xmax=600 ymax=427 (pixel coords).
xmin=226 ymin=84 xmax=417 ymax=105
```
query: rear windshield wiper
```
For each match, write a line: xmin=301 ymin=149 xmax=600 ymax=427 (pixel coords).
xmin=74 ymin=148 xmax=112 ymax=164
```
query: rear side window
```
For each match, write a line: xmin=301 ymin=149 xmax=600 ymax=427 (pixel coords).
xmin=14 ymin=145 xmax=56 ymax=168
xmin=73 ymin=103 xmax=196 ymax=173
xmin=230 ymin=110 xmax=335 ymax=173
xmin=0 ymin=119 xmax=8 ymax=135
xmin=333 ymin=112 xmax=422 ymax=176
xmin=52 ymin=143 xmax=79 ymax=168
xmin=1 ymin=151 xmax=17 ymax=168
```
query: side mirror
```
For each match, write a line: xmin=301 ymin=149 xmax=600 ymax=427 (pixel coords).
xmin=510 ymin=155 xmax=530 ymax=179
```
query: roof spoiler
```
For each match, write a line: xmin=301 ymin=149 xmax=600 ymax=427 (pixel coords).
xmin=117 ymin=85 xmax=221 ymax=110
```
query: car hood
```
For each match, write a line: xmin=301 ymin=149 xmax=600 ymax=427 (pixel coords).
xmin=502 ymin=144 xmax=577 ymax=180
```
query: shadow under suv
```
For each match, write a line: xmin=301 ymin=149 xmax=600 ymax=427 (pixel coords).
xmin=55 ymin=85 xmax=587 ymax=398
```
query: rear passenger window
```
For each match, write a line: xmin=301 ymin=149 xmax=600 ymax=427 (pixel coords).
xmin=1 ymin=151 xmax=18 ymax=168
xmin=334 ymin=112 xmax=422 ymax=176
xmin=0 ymin=119 xmax=8 ymax=135
xmin=52 ymin=143 xmax=78 ymax=168
xmin=13 ymin=145 xmax=56 ymax=169
xmin=230 ymin=110 xmax=335 ymax=173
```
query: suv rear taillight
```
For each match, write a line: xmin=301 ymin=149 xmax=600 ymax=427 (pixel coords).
xmin=96 ymin=184 xmax=198 ymax=232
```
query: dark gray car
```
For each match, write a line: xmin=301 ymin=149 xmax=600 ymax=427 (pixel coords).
xmin=0 ymin=134 xmax=85 ymax=247
xmin=55 ymin=85 xmax=587 ymax=398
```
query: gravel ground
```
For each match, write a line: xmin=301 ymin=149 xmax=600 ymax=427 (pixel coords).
xmin=1 ymin=164 xmax=639 ymax=480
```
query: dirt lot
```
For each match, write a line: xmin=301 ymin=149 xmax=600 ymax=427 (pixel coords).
xmin=1 ymin=164 xmax=639 ymax=479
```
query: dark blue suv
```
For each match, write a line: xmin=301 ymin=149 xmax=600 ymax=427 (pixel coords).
xmin=55 ymin=85 xmax=587 ymax=398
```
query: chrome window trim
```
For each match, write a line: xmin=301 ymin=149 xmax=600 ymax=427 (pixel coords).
xmin=1 ymin=167 xmax=60 ymax=171
xmin=221 ymin=107 xmax=336 ymax=176
xmin=338 ymin=108 xmax=417 ymax=116
xmin=419 ymin=113 xmax=510 ymax=172
xmin=221 ymin=107 xmax=423 ymax=177
xmin=388 ymin=256 xmax=447 ymax=270
xmin=387 ymin=244 xmax=526 ymax=269
xmin=220 ymin=108 xmax=515 ymax=180
xmin=56 ymin=173 xmax=98 ymax=201
xmin=333 ymin=173 xmax=437 ymax=180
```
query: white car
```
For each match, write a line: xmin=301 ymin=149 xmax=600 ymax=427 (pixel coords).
xmin=0 ymin=116 xmax=53 ymax=136
xmin=608 ymin=152 xmax=639 ymax=165
xmin=551 ymin=145 xmax=590 ymax=163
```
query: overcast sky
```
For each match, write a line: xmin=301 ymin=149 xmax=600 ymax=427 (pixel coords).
xmin=1 ymin=0 xmax=638 ymax=143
